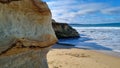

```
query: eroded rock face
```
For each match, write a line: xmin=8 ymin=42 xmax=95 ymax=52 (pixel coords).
xmin=0 ymin=0 xmax=57 ymax=68
xmin=52 ymin=19 xmax=80 ymax=39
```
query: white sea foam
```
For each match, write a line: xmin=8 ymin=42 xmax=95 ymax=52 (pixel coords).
xmin=73 ymin=27 xmax=120 ymax=29
xmin=75 ymin=27 xmax=120 ymax=52
xmin=59 ymin=27 xmax=120 ymax=52
xmin=113 ymin=50 xmax=120 ymax=52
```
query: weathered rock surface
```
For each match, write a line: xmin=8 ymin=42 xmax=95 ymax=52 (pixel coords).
xmin=52 ymin=19 xmax=80 ymax=39
xmin=0 ymin=48 xmax=50 ymax=68
xmin=0 ymin=0 xmax=57 ymax=68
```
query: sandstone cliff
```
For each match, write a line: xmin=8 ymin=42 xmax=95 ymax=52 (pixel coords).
xmin=52 ymin=19 xmax=80 ymax=39
xmin=0 ymin=0 xmax=57 ymax=68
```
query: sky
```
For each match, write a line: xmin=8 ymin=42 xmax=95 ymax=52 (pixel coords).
xmin=43 ymin=0 xmax=120 ymax=24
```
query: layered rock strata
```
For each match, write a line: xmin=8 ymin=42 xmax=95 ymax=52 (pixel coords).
xmin=0 ymin=0 xmax=57 ymax=68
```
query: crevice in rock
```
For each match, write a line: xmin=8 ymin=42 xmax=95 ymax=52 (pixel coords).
xmin=0 ymin=40 xmax=51 ymax=56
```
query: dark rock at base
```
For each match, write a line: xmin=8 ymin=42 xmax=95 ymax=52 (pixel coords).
xmin=52 ymin=19 xmax=80 ymax=39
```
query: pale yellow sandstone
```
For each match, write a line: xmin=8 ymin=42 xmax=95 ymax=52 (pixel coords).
xmin=0 ymin=0 xmax=57 ymax=68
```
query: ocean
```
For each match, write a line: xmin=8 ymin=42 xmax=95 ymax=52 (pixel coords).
xmin=58 ymin=23 xmax=120 ymax=52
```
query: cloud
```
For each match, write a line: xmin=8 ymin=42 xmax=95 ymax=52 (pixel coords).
xmin=44 ymin=0 xmax=120 ymax=24
xmin=46 ymin=0 xmax=108 ymax=23
xmin=101 ymin=7 xmax=120 ymax=14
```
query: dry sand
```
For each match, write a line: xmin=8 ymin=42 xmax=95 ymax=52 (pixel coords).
xmin=47 ymin=44 xmax=120 ymax=68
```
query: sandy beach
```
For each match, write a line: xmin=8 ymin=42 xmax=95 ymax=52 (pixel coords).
xmin=47 ymin=44 xmax=120 ymax=68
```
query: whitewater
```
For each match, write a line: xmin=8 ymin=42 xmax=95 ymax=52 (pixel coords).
xmin=59 ymin=27 xmax=120 ymax=52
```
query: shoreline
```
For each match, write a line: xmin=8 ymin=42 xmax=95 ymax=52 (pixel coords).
xmin=97 ymin=50 xmax=120 ymax=58
xmin=53 ymin=43 xmax=120 ymax=58
xmin=47 ymin=44 xmax=120 ymax=68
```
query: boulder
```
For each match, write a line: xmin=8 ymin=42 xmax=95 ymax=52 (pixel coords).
xmin=0 ymin=0 xmax=57 ymax=68
xmin=52 ymin=19 xmax=80 ymax=39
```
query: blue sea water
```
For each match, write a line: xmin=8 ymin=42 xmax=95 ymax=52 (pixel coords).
xmin=58 ymin=23 xmax=120 ymax=52
xmin=69 ymin=23 xmax=120 ymax=27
